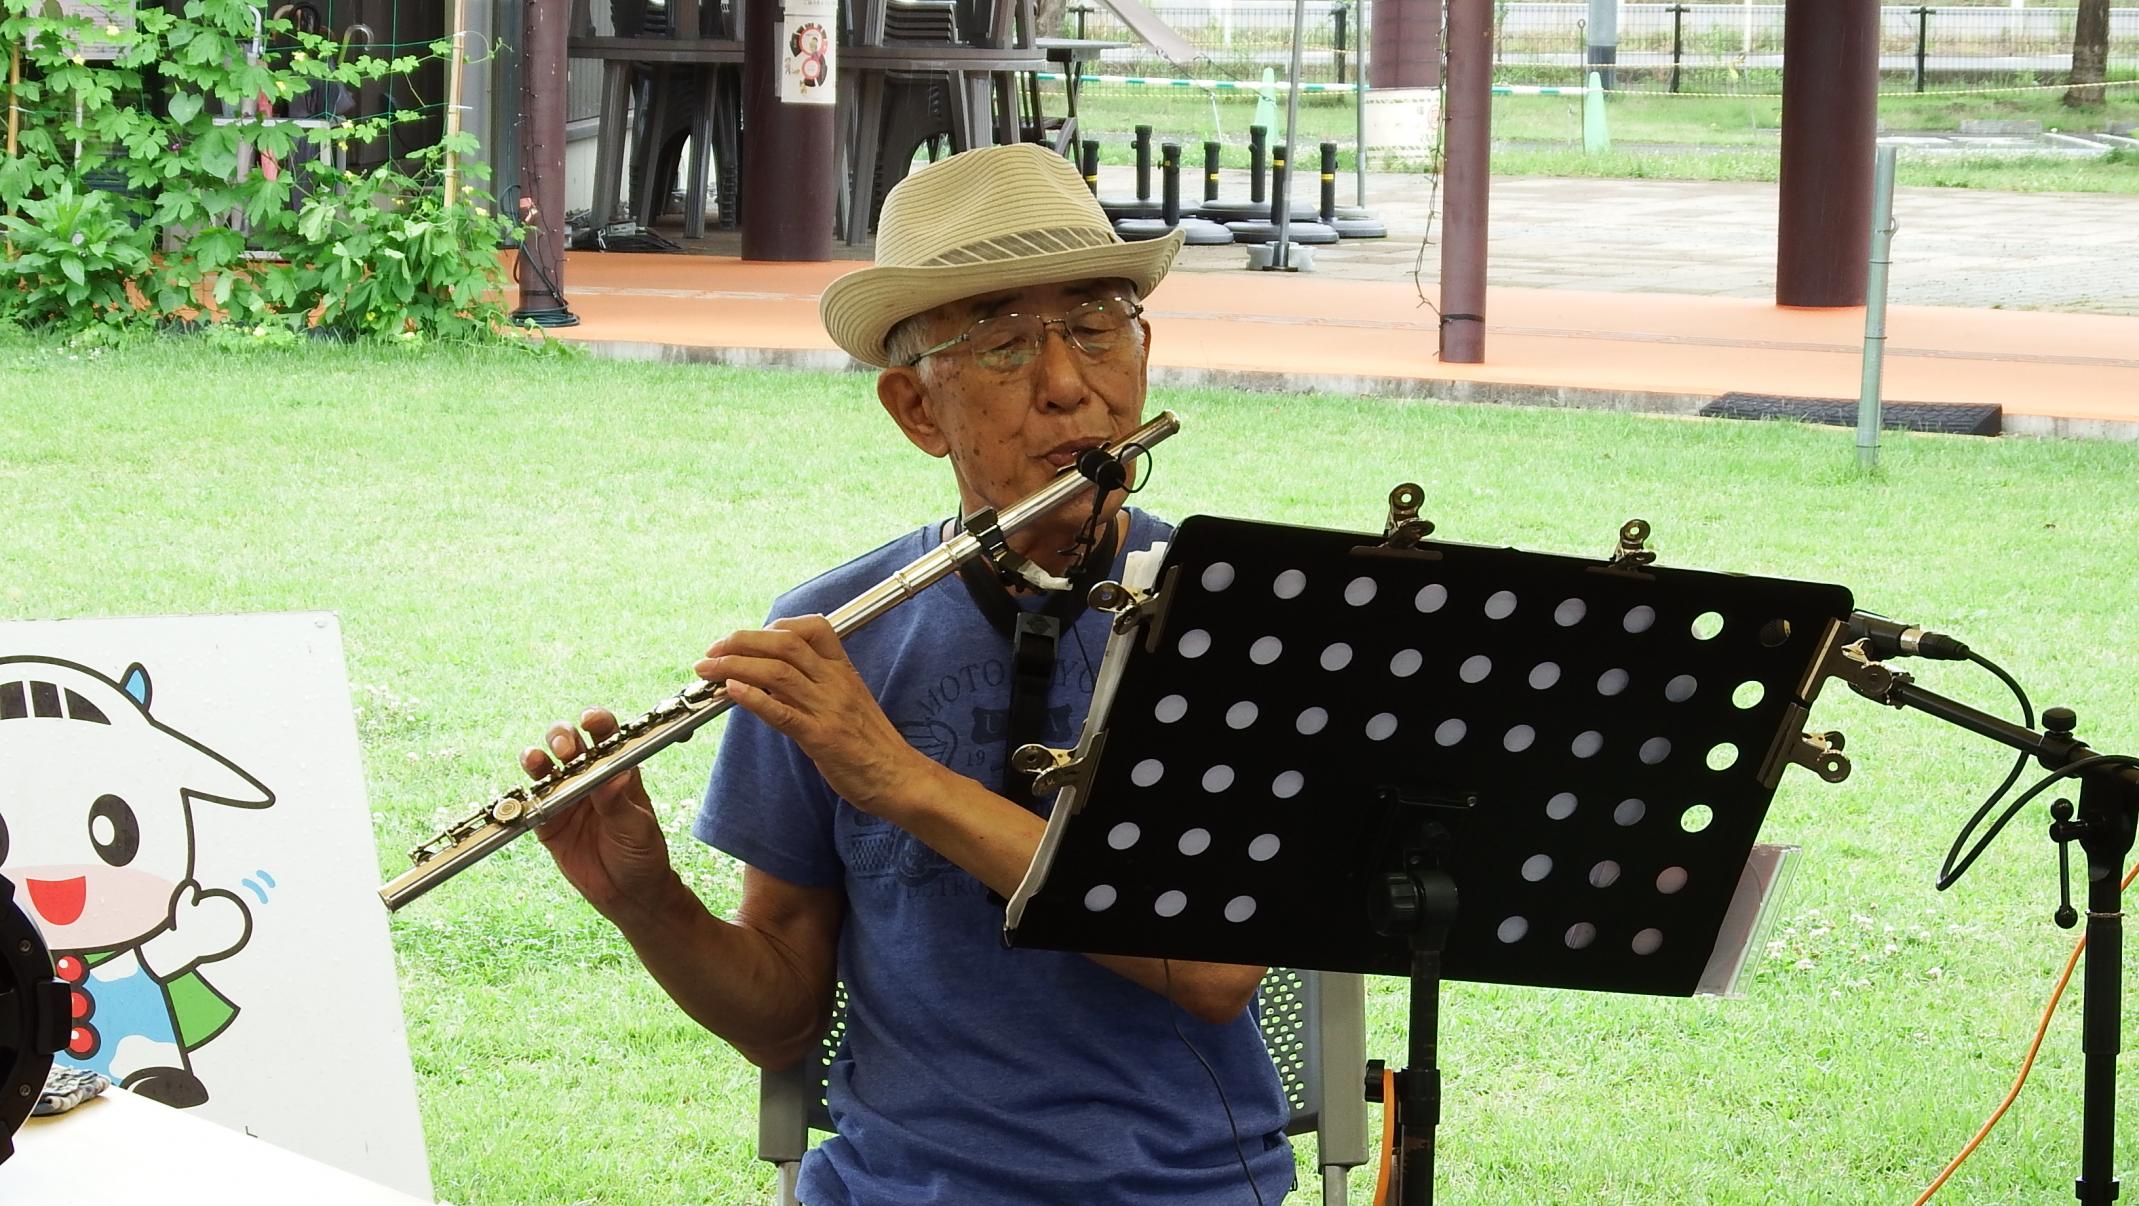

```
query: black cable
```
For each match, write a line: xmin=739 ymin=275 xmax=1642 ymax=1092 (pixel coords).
xmin=1161 ymin=958 xmax=1265 ymax=1206
xmin=1935 ymin=650 xmax=2036 ymax=891
xmin=1942 ymin=753 xmax=2139 ymax=892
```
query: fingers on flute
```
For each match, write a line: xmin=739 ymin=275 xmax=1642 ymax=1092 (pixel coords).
xmin=580 ymin=707 xmax=620 ymax=741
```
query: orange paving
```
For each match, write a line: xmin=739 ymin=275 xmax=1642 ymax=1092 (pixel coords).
xmin=544 ymin=252 xmax=2139 ymax=435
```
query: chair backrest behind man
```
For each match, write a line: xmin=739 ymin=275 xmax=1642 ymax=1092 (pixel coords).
xmin=757 ymin=969 xmax=1369 ymax=1204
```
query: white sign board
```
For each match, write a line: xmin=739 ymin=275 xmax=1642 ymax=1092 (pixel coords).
xmin=0 ymin=613 xmax=432 ymax=1202
xmin=778 ymin=0 xmax=837 ymax=105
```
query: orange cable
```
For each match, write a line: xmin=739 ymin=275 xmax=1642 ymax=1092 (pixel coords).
xmin=1372 ymin=1064 xmax=1397 ymax=1206
xmin=1911 ymin=860 xmax=2139 ymax=1204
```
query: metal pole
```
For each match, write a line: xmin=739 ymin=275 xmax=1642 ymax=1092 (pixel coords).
xmin=1334 ymin=3 xmax=1347 ymax=84
xmin=1354 ymin=0 xmax=1368 ymax=205
xmin=514 ymin=0 xmax=576 ymax=324
xmin=742 ymin=0 xmax=836 ymax=260
xmin=1777 ymin=1 xmax=1877 ymax=307
xmin=1670 ymin=4 xmax=1688 ymax=93
xmin=1856 ymin=146 xmax=1898 ymax=473
xmin=1272 ymin=0 xmax=1308 ymax=268
xmin=1914 ymin=6 xmax=1932 ymax=93
xmin=1440 ymin=0 xmax=1489 ymax=362
xmin=1203 ymin=140 xmax=1222 ymax=203
xmin=1585 ymin=0 xmax=1617 ymax=91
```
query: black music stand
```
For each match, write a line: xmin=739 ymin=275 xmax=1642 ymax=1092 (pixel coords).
xmin=1004 ymin=505 xmax=1855 ymax=1203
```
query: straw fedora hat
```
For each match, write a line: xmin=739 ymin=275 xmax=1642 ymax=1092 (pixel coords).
xmin=820 ymin=143 xmax=1184 ymax=368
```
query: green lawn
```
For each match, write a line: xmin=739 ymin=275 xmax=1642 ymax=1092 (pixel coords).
xmin=7 ymin=336 xmax=2139 ymax=1202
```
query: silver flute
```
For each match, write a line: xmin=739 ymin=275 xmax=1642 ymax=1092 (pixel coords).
xmin=378 ymin=411 xmax=1181 ymax=910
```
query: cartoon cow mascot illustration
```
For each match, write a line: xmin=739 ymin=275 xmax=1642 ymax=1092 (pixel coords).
xmin=0 ymin=656 xmax=274 ymax=1107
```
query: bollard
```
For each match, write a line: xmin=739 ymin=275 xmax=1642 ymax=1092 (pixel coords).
xmin=1318 ymin=142 xmax=1338 ymax=223
xmin=1081 ymin=139 xmax=1099 ymax=194
xmin=1161 ymin=142 xmax=1181 ymax=226
xmin=1249 ymin=125 xmax=1268 ymax=205
xmin=1203 ymin=141 xmax=1222 ymax=204
xmin=1134 ymin=125 xmax=1153 ymax=202
xmin=1269 ymin=144 xmax=1288 ymax=224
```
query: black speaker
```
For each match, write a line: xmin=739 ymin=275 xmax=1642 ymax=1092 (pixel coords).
xmin=2 ymin=874 xmax=67 ymax=1164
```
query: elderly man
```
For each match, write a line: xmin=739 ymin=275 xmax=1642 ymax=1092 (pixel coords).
xmin=525 ymin=144 xmax=1294 ymax=1204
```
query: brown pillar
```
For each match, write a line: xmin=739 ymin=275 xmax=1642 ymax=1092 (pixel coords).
xmin=1370 ymin=0 xmax=1443 ymax=90
xmin=1776 ymin=0 xmax=1878 ymax=308
xmin=515 ymin=0 xmax=577 ymax=324
xmin=1438 ymin=0 xmax=1489 ymax=364
xmin=742 ymin=0 xmax=836 ymax=260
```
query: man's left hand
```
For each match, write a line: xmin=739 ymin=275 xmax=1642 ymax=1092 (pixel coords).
xmin=697 ymin=616 xmax=937 ymax=819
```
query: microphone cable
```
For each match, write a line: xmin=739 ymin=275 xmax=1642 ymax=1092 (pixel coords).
xmin=1934 ymin=650 xmax=2036 ymax=891
xmin=1161 ymin=958 xmax=1265 ymax=1206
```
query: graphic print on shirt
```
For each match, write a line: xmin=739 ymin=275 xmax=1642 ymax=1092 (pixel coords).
xmin=0 ymin=656 xmax=274 ymax=1109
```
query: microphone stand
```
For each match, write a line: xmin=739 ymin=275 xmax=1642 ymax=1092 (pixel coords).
xmin=1827 ymin=645 xmax=2139 ymax=1204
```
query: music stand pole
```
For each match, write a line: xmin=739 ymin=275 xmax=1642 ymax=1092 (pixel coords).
xmin=1368 ymin=817 xmax=1459 ymax=1205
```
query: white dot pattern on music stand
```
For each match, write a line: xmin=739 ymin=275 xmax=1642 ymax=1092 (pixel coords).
xmin=1554 ymin=598 xmax=1587 ymax=626
xmin=1657 ymin=866 xmax=1689 ymax=894
xmin=1597 ymin=668 xmax=1630 ymax=696
xmin=1273 ymin=569 xmax=1307 ymax=599
xmin=1107 ymin=822 xmax=1141 ymax=850
xmin=1249 ymin=636 xmax=1284 ymax=665
xmin=1681 ymin=804 xmax=1714 ymax=833
xmin=1565 ymin=923 xmax=1597 ymax=950
xmin=1154 ymin=694 xmax=1188 ymax=723
xmin=1734 ymin=681 xmax=1765 ymax=709
xmin=1390 ymin=649 xmax=1424 ymax=678
xmin=1589 ymin=860 xmax=1621 ymax=888
xmin=1632 ymin=928 xmax=1664 ymax=956
xmin=1201 ymin=562 xmax=1237 ymax=592
xmin=1085 ymin=884 xmax=1117 ymax=911
xmin=1707 ymin=743 xmax=1740 ymax=771
xmin=1665 ymin=674 xmax=1698 ymax=702
xmin=1178 ymin=828 xmax=1211 ymax=856
xmin=1345 ymin=576 xmax=1378 ymax=606
xmin=1226 ymin=701 xmax=1259 ymax=729
xmin=1415 ymin=584 xmax=1448 ymax=613
xmin=1640 ymin=737 xmax=1672 ymax=765
xmin=1571 ymin=730 xmax=1603 ymax=758
xmin=1546 ymin=792 xmax=1578 ymax=820
xmin=1296 ymin=707 xmax=1329 ymax=735
xmin=1529 ymin=662 xmax=1561 ymax=690
xmin=1202 ymin=765 xmax=1235 ymax=793
xmin=1623 ymin=605 xmax=1656 ymax=634
xmin=1484 ymin=590 xmax=1518 ymax=620
xmin=1504 ymin=725 xmax=1536 ymax=752
xmin=1225 ymin=895 xmax=1258 ymax=923
xmin=1521 ymin=854 xmax=1553 ymax=882
xmin=1365 ymin=713 xmax=1399 ymax=741
xmin=1131 ymin=758 xmax=1164 ymax=787
xmin=1248 ymin=834 xmax=1281 ymax=862
xmin=1497 ymin=916 xmax=1529 ymax=943
xmin=1614 ymin=798 xmax=1647 ymax=826
xmin=1321 ymin=642 xmax=1354 ymax=671
xmin=1435 ymin=719 xmax=1467 ymax=746
xmin=1154 ymin=890 xmax=1187 ymax=918
xmin=1459 ymin=655 xmax=1493 ymax=684
xmin=1692 ymin=611 xmax=1725 ymax=640
xmin=1178 ymin=629 xmax=1212 ymax=658
xmin=1272 ymin=770 xmax=1304 ymax=799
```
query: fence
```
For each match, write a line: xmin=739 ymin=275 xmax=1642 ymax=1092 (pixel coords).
xmin=1058 ymin=3 xmax=2139 ymax=97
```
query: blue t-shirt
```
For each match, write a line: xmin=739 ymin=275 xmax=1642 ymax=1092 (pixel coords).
xmin=695 ymin=508 xmax=1296 ymax=1205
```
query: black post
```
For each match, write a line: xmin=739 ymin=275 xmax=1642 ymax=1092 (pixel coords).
xmin=1333 ymin=2 xmax=1349 ymax=85
xmin=1364 ymin=819 xmax=1458 ymax=1206
xmin=1269 ymin=144 xmax=1287 ymax=223
xmin=1318 ymin=141 xmax=1337 ymax=222
xmin=1160 ymin=141 xmax=1181 ymax=226
xmin=1249 ymin=125 xmax=1268 ymax=204
xmin=1073 ymin=2 xmax=1087 ymax=39
xmin=1914 ymin=7 xmax=1933 ymax=94
xmin=1080 ymin=138 xmax=1099 ymax=193
xmin=1669 ymin=4 xmax=1689 ymax=94
xmin=1202 ymin=140 xmax=1222 ymax=203
xmin=1134 ymin=124 xmax=1153 ymax=201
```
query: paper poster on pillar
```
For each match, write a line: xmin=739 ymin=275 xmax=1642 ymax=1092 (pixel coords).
xmin=780 ymin=0 xmax=837 ymax=105
xmin=0 ymin=613 xmax=432 ymax=1201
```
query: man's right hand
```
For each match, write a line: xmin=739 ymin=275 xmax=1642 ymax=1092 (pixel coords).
xmin=523 ymin=707 xmax=681 ymax=924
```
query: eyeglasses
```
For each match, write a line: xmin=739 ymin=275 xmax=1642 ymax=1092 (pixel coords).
xmin=903 ymin=296 xmax=1146 ymax=372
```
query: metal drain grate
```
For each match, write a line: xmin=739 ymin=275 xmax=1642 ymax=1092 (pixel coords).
xmin=1701 ymin=393 xmax=2002 ymax=437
